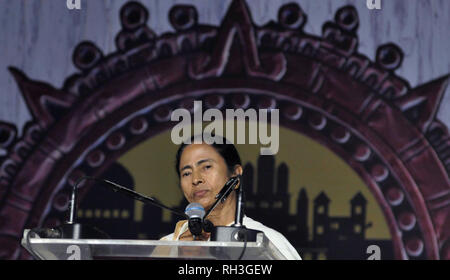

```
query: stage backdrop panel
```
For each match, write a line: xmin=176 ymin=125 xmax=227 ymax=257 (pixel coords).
xmin=0 ymin=0 xmax=449 ymax=260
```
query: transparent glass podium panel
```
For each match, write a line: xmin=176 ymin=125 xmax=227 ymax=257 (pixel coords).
xmin=22 ymin=230 xmax=287 ymax=260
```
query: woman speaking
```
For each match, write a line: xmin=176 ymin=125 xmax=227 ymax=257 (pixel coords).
xmin=160 ymin=134 xmax=301 ymax=260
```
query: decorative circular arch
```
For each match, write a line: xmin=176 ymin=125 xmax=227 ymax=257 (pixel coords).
xmin=0 ymin=0 xmax=449 ymax=259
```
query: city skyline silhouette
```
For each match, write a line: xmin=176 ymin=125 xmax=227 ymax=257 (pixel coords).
xmin=77 ymin=154 xmax=394 ymax=259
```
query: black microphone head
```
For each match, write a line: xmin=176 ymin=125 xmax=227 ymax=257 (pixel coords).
xmin=203 ymin=219 xmax=214 ymax=233
xmin=188 ymin=219 xmax=203 ymax=236
xmin=185 ymin=203 xmax=205 ymax=236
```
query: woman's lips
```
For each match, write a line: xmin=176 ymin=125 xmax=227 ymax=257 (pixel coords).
xmin=194 ymin=190 xmax=209 ymax=198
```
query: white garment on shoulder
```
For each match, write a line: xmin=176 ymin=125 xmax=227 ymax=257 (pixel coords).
xmin=242 ymin=216 xmax=302 ymax=260
xmin=160 ymin=216 xmax=302 ymax=260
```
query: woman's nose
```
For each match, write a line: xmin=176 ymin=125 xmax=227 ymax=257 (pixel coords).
xmin=192 ymin=171 xmax=204 ymax=186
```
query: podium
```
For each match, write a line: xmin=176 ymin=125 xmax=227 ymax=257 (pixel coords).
xmin=21 ymin=229 xmax=287 ymax=260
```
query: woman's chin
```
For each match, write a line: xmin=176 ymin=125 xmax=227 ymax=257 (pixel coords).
xmin=193 ymin=197 xmax=213 ymax=210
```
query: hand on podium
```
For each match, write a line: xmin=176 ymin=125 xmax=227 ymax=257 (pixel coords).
xmin=179 ymin=228 xmax=211 ymax=241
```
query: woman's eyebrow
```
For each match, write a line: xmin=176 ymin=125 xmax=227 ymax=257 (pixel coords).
xmin=180 ymin=165 xmax=192 ymax=173
xmin=196 ymin=158 xmax=214 ymax=166
xmin=180 ymin=159 xmax=215 ymax=173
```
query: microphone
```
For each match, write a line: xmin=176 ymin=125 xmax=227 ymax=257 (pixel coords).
xmin=214 ymin=176 xmax=240 ymax=203
xmin=186 ymin=176 xmax=241 ymax=235
xmin=185 ymin=203 xmax=205 ymax=236
xmin=203 ymin=176 xmax=240 ymax=222
xmin=67 ymin=179 xmax=78 ymax=224
xmin=30 ymin=176 xmax=110 ymax=240
xmin=206 ymin=175 xmax=263 ymax=245
xmin=32 ymin=176 xmax=188 ymax=238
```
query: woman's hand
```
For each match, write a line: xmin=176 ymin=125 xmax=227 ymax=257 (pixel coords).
xmin=179 ymin=228 xmax=211 ymax=241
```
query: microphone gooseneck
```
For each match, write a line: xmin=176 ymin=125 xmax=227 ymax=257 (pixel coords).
xmin=69 ymin=176 xmax=188 ymax=219
xmin=199 ymin=175 xmax=241 ymax=234
xmin=203 ymin=175 xmax=241 ymax=221
xmin=95 ymin=177 xmax=188 ymax=219
xmin=67 ymin=181 xmax=78 ymax=224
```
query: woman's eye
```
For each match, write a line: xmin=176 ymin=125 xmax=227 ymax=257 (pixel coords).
xmin=204 ymin=165 xmax=212 ymax=170
xmin=182 ymin=172 xmax=191 ymax=177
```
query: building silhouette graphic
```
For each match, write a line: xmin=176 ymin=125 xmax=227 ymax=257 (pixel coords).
xmin=242 ymin=155 xmax=392 ymax=259
xmin=77 ymin=155 xmax=393 ymax=259
xmin=77 ymin=163 xmax=138 ymax=239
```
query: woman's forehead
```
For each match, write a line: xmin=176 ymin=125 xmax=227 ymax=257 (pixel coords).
xmin=180 ymin=143 xmax=222 ymax=164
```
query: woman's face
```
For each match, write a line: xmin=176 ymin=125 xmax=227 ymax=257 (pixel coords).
xmin=178 ymin=143 xmax=232 ymax=209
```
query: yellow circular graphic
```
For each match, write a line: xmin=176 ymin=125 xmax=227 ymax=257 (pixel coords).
xmin=118 ymin=121 xmax=391 ymax=240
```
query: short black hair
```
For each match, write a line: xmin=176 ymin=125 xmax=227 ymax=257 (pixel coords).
xmin=175 ymin=134 xmax=242 ymax=177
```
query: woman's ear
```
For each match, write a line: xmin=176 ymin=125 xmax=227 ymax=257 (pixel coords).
xmin=232 ymin=165 xmax=243 ymax=177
